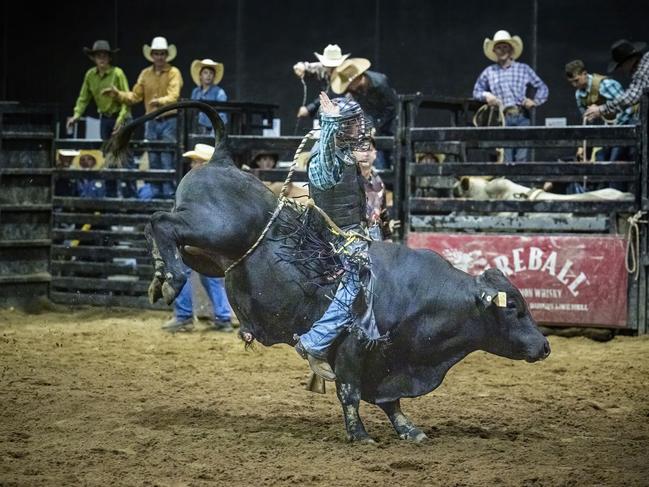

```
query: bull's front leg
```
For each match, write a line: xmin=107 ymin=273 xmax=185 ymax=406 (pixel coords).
xmin=147 ymin=211 xmax=188 ymax=305
xmin=334 ymin=336 xmax=374 ymax=443
xmin=378 ymin=399 xmax=428 ymax=443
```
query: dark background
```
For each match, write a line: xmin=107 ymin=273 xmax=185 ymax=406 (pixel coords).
xmin=1 ymin=0 xmax=646 ymax=132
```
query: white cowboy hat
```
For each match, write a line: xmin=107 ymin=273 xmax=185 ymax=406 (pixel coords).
xmin=58 ymin=149 xmax=81 ymax=158
xmin=483 ymin=30 xmax=523 ymax=62
xmin=190 ymin=59 xmax=224 ymax=86
xmin=143 ymin=36 xmax=177 ymax=63
xmin=330 ymin=58 xmax=371 ymax=94
xmin=314 ymin=44 xmax=350 ymax=67
xmin=182 ymin=143 xmax=215 ymax=162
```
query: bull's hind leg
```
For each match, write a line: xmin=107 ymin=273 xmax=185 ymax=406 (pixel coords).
xmin=147 ymin=211 xmax=188 ymax=304
xmin=378 ymin=400 xmax=428 ymax=443
xmin=334 ymin=337 xmax=374 ymax=443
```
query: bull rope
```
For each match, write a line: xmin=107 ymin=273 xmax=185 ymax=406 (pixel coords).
xmin=625 ymin=210 xmax=647 ymax=280
xmin=223 ymin=129 xmax=318 ymax=274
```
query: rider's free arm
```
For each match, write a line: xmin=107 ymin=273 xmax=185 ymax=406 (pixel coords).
xmin=307 ymin=114 xmax=342 ymax=190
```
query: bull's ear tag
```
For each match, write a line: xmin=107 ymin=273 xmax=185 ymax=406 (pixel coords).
xmin=495 ymin=292 xmax=507 ymax=308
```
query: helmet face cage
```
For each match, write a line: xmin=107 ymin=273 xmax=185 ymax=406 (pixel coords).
xmin=329 ymin=98 xmax=370 ymax=151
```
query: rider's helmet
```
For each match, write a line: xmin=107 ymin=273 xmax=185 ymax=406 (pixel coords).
xmin=328 ymin=97 xmax=371 ymax=151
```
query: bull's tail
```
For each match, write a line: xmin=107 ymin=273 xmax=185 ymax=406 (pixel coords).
xmin=104 ymin=100 xmax=228 ymax=168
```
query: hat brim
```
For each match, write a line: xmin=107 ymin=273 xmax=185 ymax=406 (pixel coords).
xmin=143 ymin=44 xmax=177 ymax=63
xmin=190 ymin=60 xmax=225 ymax=86
xmin=314 ymin=52 xmax=350 ymax=67
xmin=483 ymin=36 xmax=524 ymax=62
xmin=330 ymin=58 xmax=371 ymax=94
xmin=607 ymin=41 xmax=648 ymax=73
xmin=182 ymin=150 xmax=210 ymax=162
xmin=83 ymin=46 xmax=119 ymax=61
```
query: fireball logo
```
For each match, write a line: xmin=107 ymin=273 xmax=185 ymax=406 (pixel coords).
xmin=442 ymin=249 xmax=489 ymax=275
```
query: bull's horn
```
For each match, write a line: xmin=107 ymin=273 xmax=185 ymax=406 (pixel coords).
xmin=494 ymin=292 xmax=507 ymax=308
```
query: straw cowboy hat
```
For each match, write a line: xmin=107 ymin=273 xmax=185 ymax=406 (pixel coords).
xmin=330 ymin=58 xmax=372 ymax=94
xmin=72 ymin=149 xmax=105 ymax=170
xmin=483 ymin=30 xmax=523 ymax=62
xmin=190 ymin=59 xmax=225 ymax=86
xmin=314 ymin=44 xmax=350 ymax=67
xmin=83 ymin=40 xmax=119 ymax=61
xmin=607 ymin=39 xmax=648 ymax=73
xmin=143 ymin=36 xmax=177 ymax=62
xmin=182 ymin=143 xmax=214 ymax=162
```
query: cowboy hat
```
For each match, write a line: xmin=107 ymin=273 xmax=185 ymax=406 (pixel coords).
xmin=314 ymin=44 xmax=350 ymax=67
xmin=190 ymin=59 xmax=225 ymax=86
xmin=483 ymin=30 xmax=523 ymax=62
xmin=57 ymin=149 xmax=81 ymax=158
xmin=330 ymin=58 xmax=371 ymax=94
xmin=607 ymin=39 xmax=648 ymax=73
xmin=143 ymin=36 xmax=177 ymax=63
xmin=72 ymin=149 xmax=105 ymax=170
xmin=83 ymin=40 xmax=119 ymax=61
xmin=182 ymin=143 xmax=215 ymax=162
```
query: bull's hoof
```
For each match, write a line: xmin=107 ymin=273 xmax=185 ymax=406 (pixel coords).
xmin=161 ymin=281 xmax=178 ymax=305
xmin=399 ymin=429 xmax=429 ymax=443
xmin=347 ymin=432 xmax=376 ymax=444
xmin=148 ymin=276 xmax=163 ymax=304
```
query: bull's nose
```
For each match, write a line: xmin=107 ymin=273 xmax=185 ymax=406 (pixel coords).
xmin=542 ymin=339 xmax=551 ymax=358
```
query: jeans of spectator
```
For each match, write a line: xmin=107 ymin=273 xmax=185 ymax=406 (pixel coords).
xmin=100 ymin=115 xmax=137 ymax=198
xmin=504 ymin=113 xmax=530 ymax=163
xmin=299 ymin=236 xmax=368 ymax=359
xmin=197 ymin=125 xmax=214 ymax=136
xmin=145 ymin=117 xmax=177 ymax=199
xmin=174 ymin=265 xmax=231 ymax=322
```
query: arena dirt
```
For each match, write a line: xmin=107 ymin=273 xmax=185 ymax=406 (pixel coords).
xmin=1 ymin=307 xmax=648 ymax=486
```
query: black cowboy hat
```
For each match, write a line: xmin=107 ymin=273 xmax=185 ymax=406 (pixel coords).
xmin=83 ymin=40 xmax=119 ymax=61
xmin=607 ymin=39 xmax=647 ymax=73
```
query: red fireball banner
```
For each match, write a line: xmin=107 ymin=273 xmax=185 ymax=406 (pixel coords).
xmin=407 ymin=233 xmax=629 ymax=327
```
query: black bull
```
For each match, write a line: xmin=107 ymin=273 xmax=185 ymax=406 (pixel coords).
xmin=108 ymin=101 xmax=551 ymax=443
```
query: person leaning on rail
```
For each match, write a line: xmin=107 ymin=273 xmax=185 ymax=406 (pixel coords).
xmin=585 ymin=39 xmax=649 ymax=124
xmin=565 ymin=59 xmax=637 ymax=165
xmin=472 ymin=29 xmax=549 ymax=162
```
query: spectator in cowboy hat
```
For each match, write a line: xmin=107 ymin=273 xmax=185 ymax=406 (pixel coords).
xmin=330 ymin=58 xmax=398 ymax=137
xmin=585 ymin=39 xmax=649 ymax=122
xmin=104 ymin=36 xmax=183 ymax=199
xmin=162 ymin=143 xmax=233 ymax=333
xmin=472 ymin=29 xmax=549 ymax=162
xmin=190 ymin=58 xmax=228 ymax=134
xmin=67 ymin=40 xmax=131 ymax=139
xmin=294 ymin=44 xmax=350 ymax=118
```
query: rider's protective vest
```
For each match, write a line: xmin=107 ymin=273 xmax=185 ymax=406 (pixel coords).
xmin=310 ymin=152 xmax=367 ymax=229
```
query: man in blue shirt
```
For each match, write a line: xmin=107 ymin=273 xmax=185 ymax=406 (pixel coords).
xmin=190 ymin=59 xmax=228 ymax=133
xmin=295 ymin=92 xmax=384 ymax=381
xmin=473 ymin=30 xmax=549 ymax=162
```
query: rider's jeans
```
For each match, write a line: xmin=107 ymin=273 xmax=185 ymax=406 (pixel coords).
xmin=299 ymin=234 xmax=367 ymax=359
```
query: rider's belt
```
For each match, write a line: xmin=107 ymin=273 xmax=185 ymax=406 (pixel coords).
xmin=503 ymin=106 xmax=522 ymax=116
xmin=98 ymin=111 xmax=118 ymax=119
